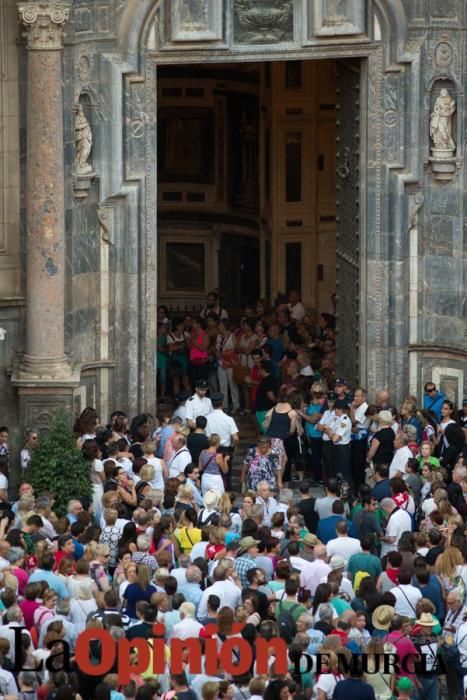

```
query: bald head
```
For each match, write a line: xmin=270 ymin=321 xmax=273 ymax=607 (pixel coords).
xmin=376 ymin=389 xmax=390 ymax=407
xmin=314 ymin=544 xmax=327 ymax=560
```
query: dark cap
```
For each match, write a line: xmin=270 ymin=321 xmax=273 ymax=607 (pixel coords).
xmin=334 ymin=377 xmax=346 ymax=385
xmin=327 ymin=391 xmax=337 ymax=401
xmin=334 ymin=398 xmax=349 ymax=409
xmin=211 ymin=392 xmax=224 ymax=403
xmin=463 ymin=398 xmax=467 ymax=406
xmin=195 ymin=380 xmax=208 ymax=389
xmin=176 ymin=391 xmax=190 ymax=402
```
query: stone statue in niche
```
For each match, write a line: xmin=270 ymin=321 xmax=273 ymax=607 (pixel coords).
xmin=430 ymin=89 xmax=456 ymax=156
xmin=75 ymin=103 xmax=93 ymax=175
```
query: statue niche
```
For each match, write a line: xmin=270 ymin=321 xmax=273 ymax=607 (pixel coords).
xmin=429 ymin=84 xmax=457 ymax=182
xmin=73 ymin=95 xmax=95 ymax=198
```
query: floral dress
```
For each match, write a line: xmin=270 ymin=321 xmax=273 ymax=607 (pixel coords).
xmin=244 ymin=447 xmax=281 ymax=490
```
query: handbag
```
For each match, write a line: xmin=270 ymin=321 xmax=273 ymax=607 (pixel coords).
xmin=222 ymin=350 xmax=239 ymax=370
xmin=233 ymin=366 xmax=250 ymax=385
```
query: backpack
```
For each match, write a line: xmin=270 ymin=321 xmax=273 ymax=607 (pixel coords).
xmin=353 ymin=570 xmax=370 ymax=593
xmin=277 ymin=601 xmax=299 ymax=643
xmin=197 ymin=508 xmax=218 ymax=527
xmin=336 ymin=474 xmax=350 ymax=501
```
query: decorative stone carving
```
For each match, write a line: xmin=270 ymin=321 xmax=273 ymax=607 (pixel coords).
xmin=74 ymin=103 xmax=93 ymax=176
xmin=429 ymin=88 xmax=457 ymax=181
xmin=434 ymin=41 xmax=454 ymax=68
xmin=234 ymin=0 xmax=293 ymax=44
xmin=170 ymin=0 xmax=223 ymax=41
xmin=312 ymin=0 xmax=366 ymax=38
xmin=17 ymin=2 xmax=71 ymax=50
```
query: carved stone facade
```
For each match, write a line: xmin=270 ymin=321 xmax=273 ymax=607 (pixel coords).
xmin=0 ymin=0 xmax=465 ymax=443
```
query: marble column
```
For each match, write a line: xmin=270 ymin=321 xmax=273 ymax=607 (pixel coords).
xmin=13 ymin=2 xmax=78 ymax=432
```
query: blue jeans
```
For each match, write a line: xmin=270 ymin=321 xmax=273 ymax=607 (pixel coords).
xmin=418 ymin=675 xmax=439 ymax=700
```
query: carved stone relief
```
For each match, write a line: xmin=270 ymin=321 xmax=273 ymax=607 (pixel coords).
xmin=169 ymin=0 xmax=223 ymax=41
xmin=312 ymin=0 xmax=366 ymax=37
xmin=234 ymin=0 xmax=293 ymax=44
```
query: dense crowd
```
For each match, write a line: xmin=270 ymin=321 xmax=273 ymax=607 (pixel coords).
xmin=0 ymin=291 xmax=465 ymax=700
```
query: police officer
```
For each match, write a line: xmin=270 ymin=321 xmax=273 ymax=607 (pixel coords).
xmin=317 ymin=391 xmax=337 ymax=481
xmin=185 ymin=380 xmax=213 ymax=430
xmin=326 ymin=398 xmax=353 ymax=493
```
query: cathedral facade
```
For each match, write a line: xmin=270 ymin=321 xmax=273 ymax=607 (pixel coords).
xmin=0 ymin=0 xmax=466 ymax=440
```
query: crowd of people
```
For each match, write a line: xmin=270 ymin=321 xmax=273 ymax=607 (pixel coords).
xmin=0 ymin=290 xmax=465 ymax=700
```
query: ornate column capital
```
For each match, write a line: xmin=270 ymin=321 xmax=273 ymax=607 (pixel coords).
xmin=17 ymin=1 xmax=71 ymax=50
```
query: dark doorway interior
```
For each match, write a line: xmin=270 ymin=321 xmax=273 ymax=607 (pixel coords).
xmin=219 ymin=233 xmax=260 ymax=309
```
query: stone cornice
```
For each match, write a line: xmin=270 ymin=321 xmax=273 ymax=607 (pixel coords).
xmin=17 ymin=1 xmax=71 ymax=50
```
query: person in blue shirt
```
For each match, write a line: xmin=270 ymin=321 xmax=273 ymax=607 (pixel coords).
xmin=401 ymin=400 xmax=423 ymax=443
xmin=28 ymin=551 xmax=69 ymax=599
xmin=371 ymin=465 xmax=392 ymax=501
xmin=70 ymin=521 xmax=85 ymax=560
xmin=317 ymin=500 xmax=347 ymax=544
xmin=266 ymin=324 xmax=284 ymax=363
xmin=413 ymin=564 xmax=445 ymax=622
xmin=301 ymin=388 xmax=325 ymax=484
xmin=423 ymin=382 xmax=446 ymax=423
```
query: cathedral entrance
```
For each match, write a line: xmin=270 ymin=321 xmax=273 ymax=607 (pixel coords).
xmin=157 ymin=57 xmax=361 ymax=383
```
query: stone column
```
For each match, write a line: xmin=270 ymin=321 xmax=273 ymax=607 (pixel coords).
xmin=12 ymin=1 xmax=78 ymax=432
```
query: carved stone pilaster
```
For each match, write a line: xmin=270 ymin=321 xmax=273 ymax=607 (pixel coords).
xmin=17 ymin=2 xmax=70 ymax=50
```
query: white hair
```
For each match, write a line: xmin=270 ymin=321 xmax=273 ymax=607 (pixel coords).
xmin=378 ymin=410 xmax=393 ymax=427
xmin=179 ymin=602 xmax=196 ymax=619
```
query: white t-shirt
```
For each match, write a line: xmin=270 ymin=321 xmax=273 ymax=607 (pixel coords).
xmin=319 ymin=410 xmax=335 ymax=442
xmin=0 ymin=473 xmax=8 ymax=491
xmin=326 ymin=536 xmax=362 ymax=562
xmin=354 ymin=402 xmax=370 ymax=430
xmin=380 ymin=508 xmax=412 ymax=557
xmin=389 ymin=446 xmax=413 ymax=478
xmin=288 ymin=301 xmax=306 ymax=322
xmin=312 ymin=672 xmax=344 ymax=698
xmin=206 ymin=410 xmax=238 ymax=447
xmin=390 ymin=583 xmax=422 ymax=617
xmin=146 ymin=457 xmax=165 ymax=490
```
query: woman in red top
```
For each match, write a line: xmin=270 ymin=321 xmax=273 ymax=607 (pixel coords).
xmin=54 ymin=535 xmax=75 ymax=570
xmin=188 ymin=317 xmax=210 ymax=386
xmin=205 ymin=526 xmax=226 ymax=560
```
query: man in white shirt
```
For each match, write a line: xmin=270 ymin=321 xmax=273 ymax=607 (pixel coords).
xmin=380 ymin=497 xmax=412 ymax=558
xmin=300 ymin=544 xmax=331 ymax=596
xmin=196 ymin=565 xmax=241 ymax=620
xmin=168 ymin=434 xmax=192 ymax=478
xmin=389 ymin=432 xmax=413 ymax=479
xmin=185 ymin=380 xmax=213 ymax=430
xmin=288 ymin=290 xmax=306 ymax=322
xmin=206 ymin=394 xmax=239 ymax=447
xmin=170 ymin=602 xmax=203 ymax=639
xmin=390 ymin=569 xmax=422 ymax=618
xmin=455 ymin=619 xmax=467 ymax=692
xmin=326 ymin=521 xmax=362 ymax=562
xmin=200 ymin=292 xmax=228 ymax=321
xmin=0 ymin=606 xmax=32 ymax=662
xmin=255 ymin=482 xmax=278 ymax=527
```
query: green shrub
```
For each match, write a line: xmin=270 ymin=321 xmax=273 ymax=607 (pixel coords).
xmin=27 ymin=413 xmax=92 ymax=517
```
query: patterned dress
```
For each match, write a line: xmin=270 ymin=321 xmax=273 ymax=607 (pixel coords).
xmin=244 ymin=447 xmax=281 ymax=490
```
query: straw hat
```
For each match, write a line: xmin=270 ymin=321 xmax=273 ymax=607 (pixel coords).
xmin=237 ymin=536 xmax=260 ymax=554
xmin=203 ymin=490 xmax=220 ymax=509
xmin=372 ymin=604 xmax=395 ymax=630
xmin=415 ymin=612 xmax=437 ymax=627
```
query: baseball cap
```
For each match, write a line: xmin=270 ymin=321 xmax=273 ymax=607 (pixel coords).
xmin=397 ymin=678 xmax=413 ymax=692
xmin=195 ymin=379 xmax=208 ymax=389
xmin=334 ymin=398 xmax=349 ymax=409
xmin=211 ymin=392 xmax=224 ymax=402
xmin=334 ymin=377 xmax=346 ymax=385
